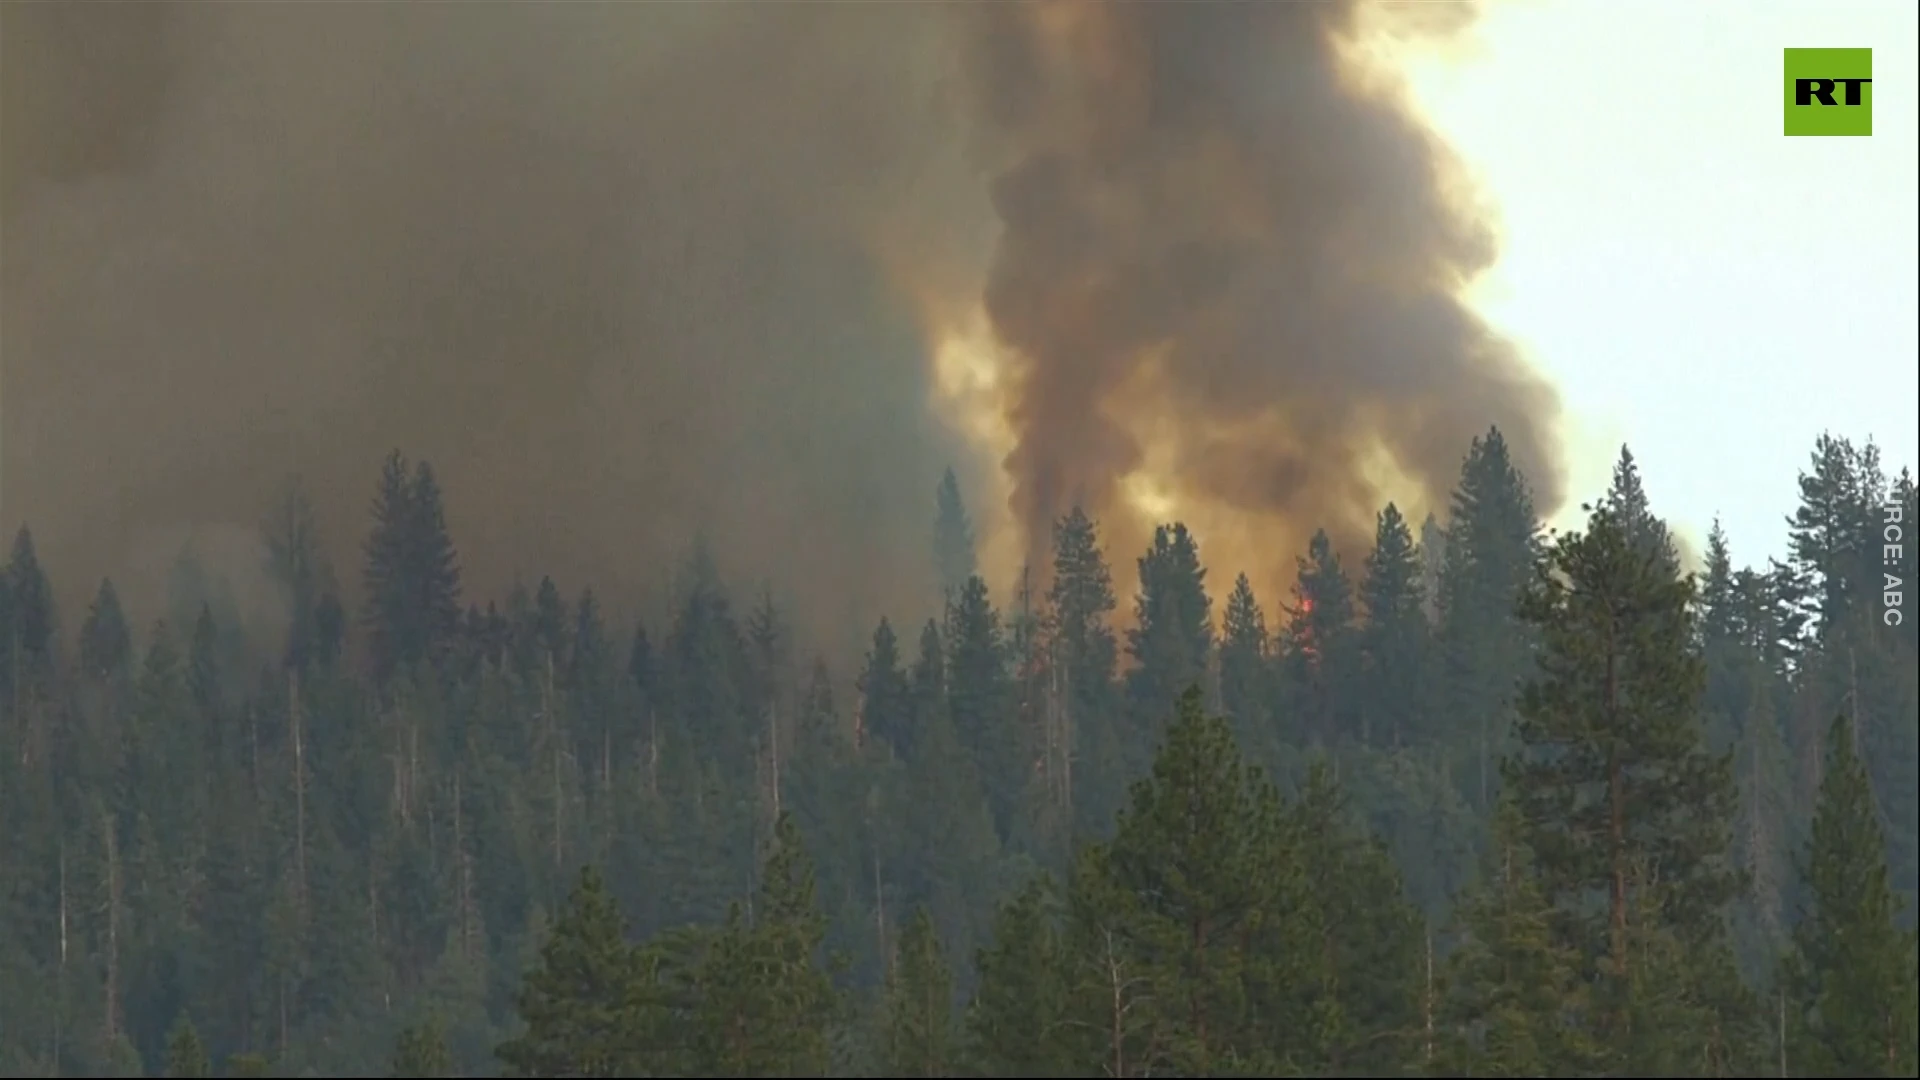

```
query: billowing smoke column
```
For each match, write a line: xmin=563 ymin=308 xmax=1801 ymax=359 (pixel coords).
xmin=2 ymin=0 xmax=1561 ymax=647
xmin=955 ymin=0 xmax=1563 ymax=575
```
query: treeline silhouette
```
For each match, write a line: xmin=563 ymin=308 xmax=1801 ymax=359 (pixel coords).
xmin=0 ymin=431 xmax=1914 ymax=1077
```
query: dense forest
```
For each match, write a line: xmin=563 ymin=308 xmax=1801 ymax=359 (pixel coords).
xmin=1 ymin=428 xmax=1915 ymax=1077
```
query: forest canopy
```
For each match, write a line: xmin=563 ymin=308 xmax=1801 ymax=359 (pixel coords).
xmin=0 ymin=430 xmax=1914 ymax=1078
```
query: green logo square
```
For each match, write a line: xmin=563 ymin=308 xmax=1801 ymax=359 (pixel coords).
xmin=1784 ymin=48 xmax=1873 ymax=136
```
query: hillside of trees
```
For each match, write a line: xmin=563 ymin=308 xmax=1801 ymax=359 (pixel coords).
xmin=1 ymin=429 xmax=1914 ymax=1077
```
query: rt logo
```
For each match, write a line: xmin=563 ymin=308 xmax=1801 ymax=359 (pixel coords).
xmin=1785 ymin=48 xmax=1873 ymax=136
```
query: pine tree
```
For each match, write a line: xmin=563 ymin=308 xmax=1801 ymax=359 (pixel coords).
xmin=667 ymin=549 xmax=751 ymax=764
xmin=1700 ymin=524 xmax=1800 ymax=972
xmin=496 ymin=865 xmax=639 ymax=1078
xmin=1439 ymin=800 xmax=1597 ymax=1077
xmin=1218 ymin=573 xmax=1270 ymax=755
xmin=689 ymin=814 xmax=839 ymax=1076
xmin=1438 ymin=427 xmax=1541 ymax=808
xmin=1287 ymin=763 xmax=1426 ymax=1074
xmin=908 ymin=618 xmax=946 ymax=749
xmin=945 ymin=576 xmax=1017 ymax=840
xmin=795 ymin=657 xmax=839 ymax=753
xmin=1125 ymin=523 xmax=1213 ymax=727
xmin=1698 ymin=519 xmax=1745 ymax=750
xmin=391 ymin=1014 xmax=455 ymax=1077
xmin=1607 ymin=445 xmax=1679 ymax=577
xmin=4 ymin=525 xmax=55 ymax=683
xmin=1048 ymin=506 xmax=1122 ymax=829
xmin=133 ymin=620 xmax=203 ymax=840
xmin=897 ymin=668 xmax=999 ymax=973
xmin=164 ymin=1015 xmax=211 ymax=1077
xmin=883 ymin=906 xmax=957 ymax=1077
xmin=857 ymin=617 xmax=910 ymax=756
xmin=1787 ymin=434 xmax=1880 ymax=631
xmin=1279 ymin=528 xmax=1359 ymax=746
xmin=1783 ymin=716 xmax=1920 ymax=1077
xmin=1359 ymin=503 xmax=1429 ymax=747
xmin=364 ymin=450 xmax=416 ymax=682
xmin=1503 ymin=497 xmax=1743 ymax=1053
xmin=934 ymin=468 xmax=977 ymax=603
xmin=408 ymin=460 xmax=465 ymax=659
xmin=364 ymin=452 xmax=463 ymax=683
xmin=1075 ymin=686 xmax=1290 ymax=1076
xmin=967 ymin=879 xmax=1071 ymax=1077
xmin=79 ymin=578 xmax=133 ymax=686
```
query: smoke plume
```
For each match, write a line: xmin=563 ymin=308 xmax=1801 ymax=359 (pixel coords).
xmin=2 ymin=1 xmax=1562 ymax=648
xmin=952 ymin=1 xmax=1564 ymax=576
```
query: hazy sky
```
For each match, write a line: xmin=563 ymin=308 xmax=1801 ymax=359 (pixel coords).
xmin=1399 ymin=0 xmax=1919 ymax=568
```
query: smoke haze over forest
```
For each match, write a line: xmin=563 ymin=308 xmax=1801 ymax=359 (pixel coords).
xmin=2 ymin=0 xmax=1563 ymax=648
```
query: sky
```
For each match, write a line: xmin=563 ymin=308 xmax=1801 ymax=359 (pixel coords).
xmin=1397 ymin=0 xmax=1919 ymax=569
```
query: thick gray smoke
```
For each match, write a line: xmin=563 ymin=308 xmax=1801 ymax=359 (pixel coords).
xmin=2 ymin=1 xmax=1563 ymax=649
xmin=3 ymin=2 xmax=978 ymax=646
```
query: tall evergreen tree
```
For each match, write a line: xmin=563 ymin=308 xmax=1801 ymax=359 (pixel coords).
xmin=1782 ymin=716 xmax=1920 ymax=1077
xmin=934 ymin=468 xmax=977 ymax=603
xmin=1048 ymin=506 xmax=1122 ymax=829
xmin=689 ymin=814 xmax=839 ymax=1076
xmin=186 ymin=604 xmax=224 ymax=723
xmin=163 ymin=1015 xmax=211 ymax=1078
xmin=1079 ymin=684 xmax=1280 ymax=1076
xmin=883 ymin=906 xmax=958 ymax=1077
xmin=1440 ymin=799 xmax=1599 ymax=1077
xmin=409 ymin=460 xmax=465 ymax=662
xmin=1438 ymin=427 xmax=1541 ymax=808
xmin=1699 ymin=519 xmax=1800 ymax=968
xmin=1607 ymin=445 xmax=1679 ymax=576
xmin=1503 ymin=497 xmax=1744 ymax=1060
xmin=967 ymin=879 xmax=1071 ymax=1078
xmin=363 ymin=452 xmax=463 ymax=684
xmin=496 ymin=865 xmax=638 ymax=1078
xmin=363 ymin=451 xmax=415 ymax=681
xmin=1279 ymin=528 xmax=1359 ymax=746
xmin=1285 ymin=762 xmax=1426 ymax=1074
xmin=390 ymin=1014 xmax=454 ymax=1077
xmin=1125 ymin=524 xmax=1213 ymax=725
xmin=909 ymin=618 xmax=946 ymax=750
xmin=946 ymin=577 xmax=1018 ymax=840
xmin=897 ymin=656 xmax=1000 ymax=967
xmin=1359 ymin=503 xmax=1429 ymax=746
xmin=858 ymin=617 xmax=910 ymax=757
xmin=79 ymin=579 xmax=133 ymax=686
xmin=667 ymin=548 xmax=751 ymax=764
xmin=4 ymin=525 xmax=56 ymax=683
xmin=1217 ymin=573 xmax=1270 ymax=756
xmin=1787 ymin=433 xmax=1883 ymax=631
